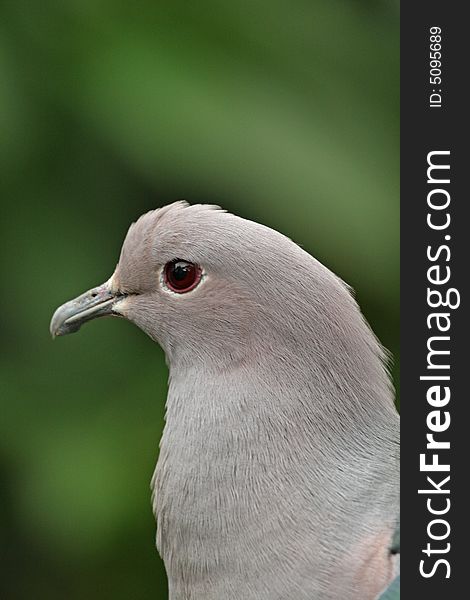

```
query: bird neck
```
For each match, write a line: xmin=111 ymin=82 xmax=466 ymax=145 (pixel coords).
xmin=152 ymin=362 xmax=399 ymax=599
xmin=163 ymin=357 xmax=397 ymax=465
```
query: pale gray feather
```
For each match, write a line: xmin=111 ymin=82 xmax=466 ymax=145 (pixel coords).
xmin=51 ymin=201 xmax=399 ymax=600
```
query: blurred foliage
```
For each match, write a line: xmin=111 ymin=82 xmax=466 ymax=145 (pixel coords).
xmin=0 ymin=1 xmax=398 ymax=598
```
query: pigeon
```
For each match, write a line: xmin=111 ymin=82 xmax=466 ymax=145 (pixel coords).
xmin=50 ymin=201 xmax=400 ymax=600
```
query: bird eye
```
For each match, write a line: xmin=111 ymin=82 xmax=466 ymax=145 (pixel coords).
xmin=163 ymin=260 xmax=202 ymax=293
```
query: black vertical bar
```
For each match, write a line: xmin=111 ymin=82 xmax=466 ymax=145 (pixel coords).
xmin=401 ymin=3 xmax=467 ymax=597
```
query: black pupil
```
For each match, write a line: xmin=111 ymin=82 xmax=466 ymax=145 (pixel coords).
xmin=173 ymin=262 xmax=191 ymax=281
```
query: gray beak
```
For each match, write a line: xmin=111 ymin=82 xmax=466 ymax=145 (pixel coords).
xmin=50 ymin=282 xmax=124 ymax=338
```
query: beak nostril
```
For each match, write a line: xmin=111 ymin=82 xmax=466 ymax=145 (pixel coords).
xmin=50 ymin=283 xmax=117 ymax=337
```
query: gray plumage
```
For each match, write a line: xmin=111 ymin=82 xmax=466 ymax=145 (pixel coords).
xmin=50 ymin=202 xmax=399 ymax=600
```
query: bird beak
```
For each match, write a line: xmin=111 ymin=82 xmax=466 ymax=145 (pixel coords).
xmin=50 ymin=280 xmax=125 ymax=338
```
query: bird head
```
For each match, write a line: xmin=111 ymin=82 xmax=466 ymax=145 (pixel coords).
xmin=51 ymin=202 xmax=272 ymax=365
xmin=50 ymin=201 xmax=393 ymax=412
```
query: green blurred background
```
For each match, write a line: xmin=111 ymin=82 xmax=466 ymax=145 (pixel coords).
xmin=0 ymin=1 xmax=398 ymax=598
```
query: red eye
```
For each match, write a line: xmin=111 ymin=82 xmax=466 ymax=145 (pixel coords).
xmin=164 ymin=260 xmax=202 ymax=293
